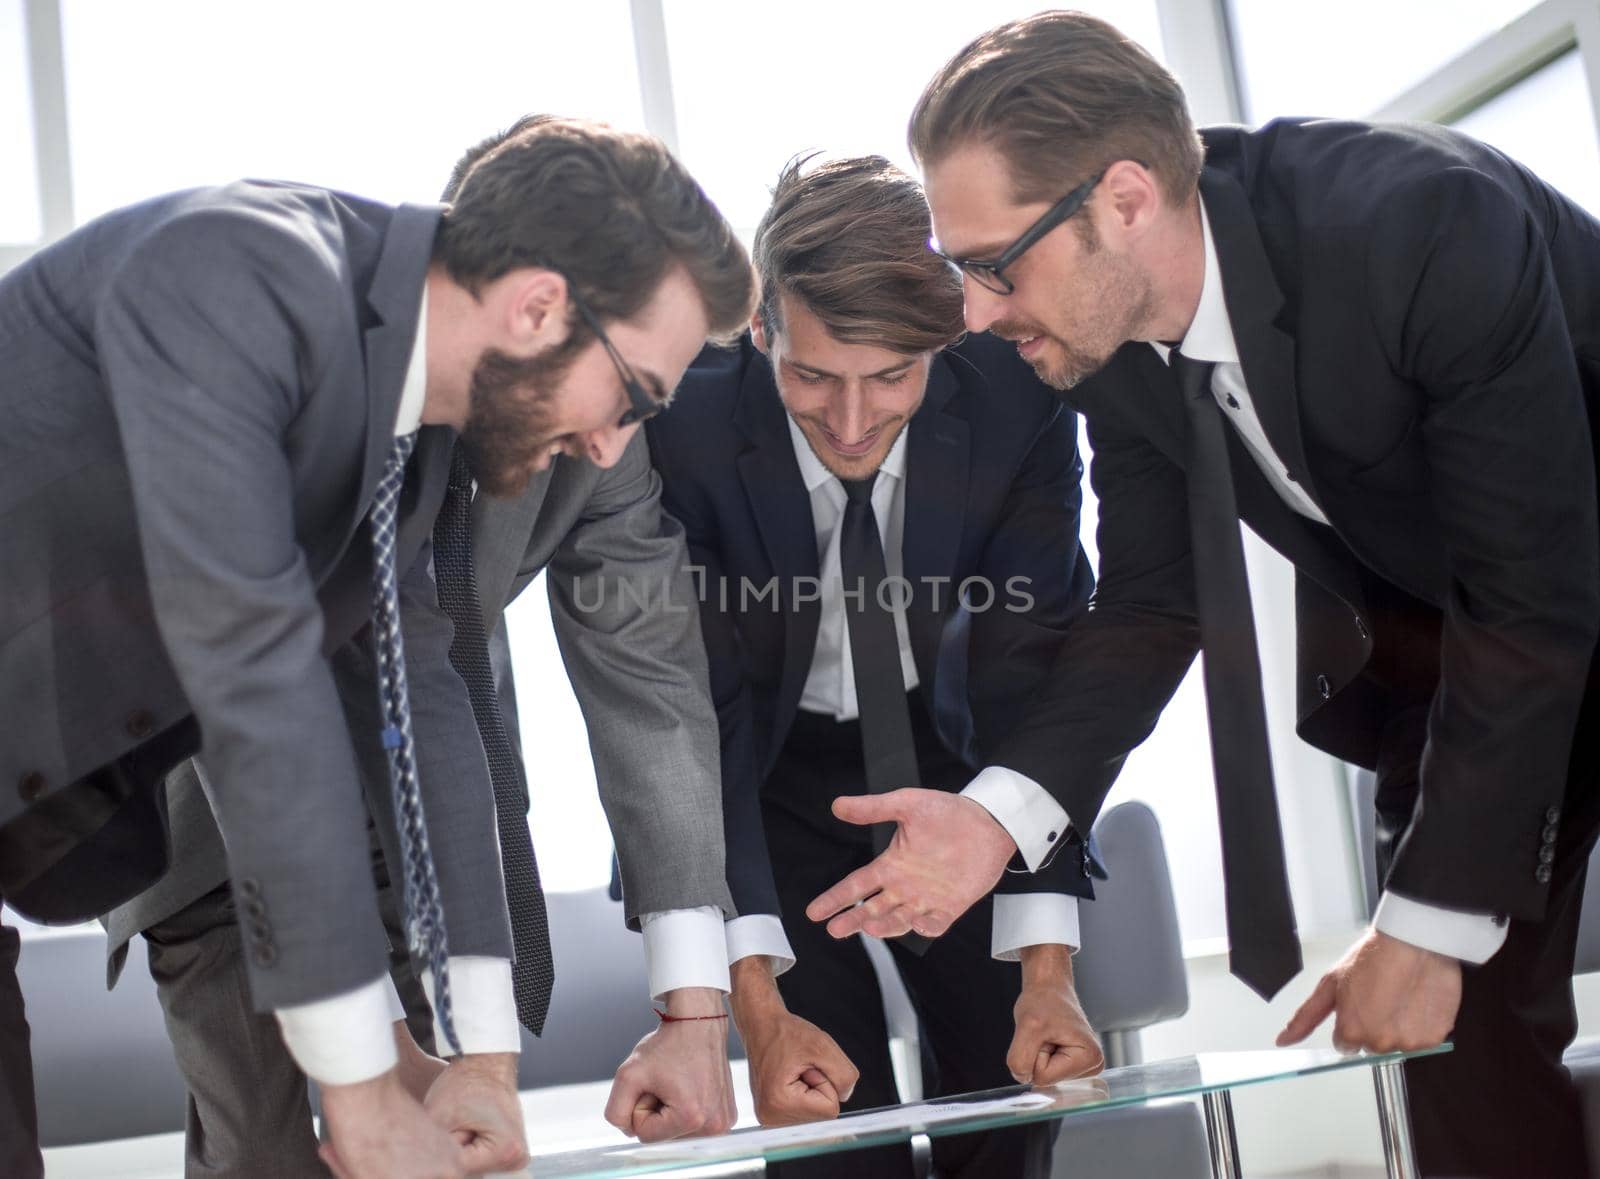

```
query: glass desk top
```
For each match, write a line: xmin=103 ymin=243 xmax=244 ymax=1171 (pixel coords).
xmin=522 ymin=1045 xmax=1450 ymax=1178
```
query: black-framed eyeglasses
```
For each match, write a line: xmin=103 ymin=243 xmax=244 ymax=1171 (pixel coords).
xmin=930 ymin=170 xmax=1107 ymax=296
xmin=567 ymin=287 xmax=662 ymax=428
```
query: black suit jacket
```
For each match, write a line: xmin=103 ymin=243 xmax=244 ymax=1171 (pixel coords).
xmin=998 ymin=118 xmax=1600 ymax=922
xmin=648 ymin=332 xmax=1099 ymax=919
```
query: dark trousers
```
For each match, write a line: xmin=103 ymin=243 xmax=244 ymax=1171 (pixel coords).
xmin=1371 ymin=603 xmax=1600 ymax=1179
xmin=763 ymin=702 xmax=1053 ymax=1179
xmin=0 ymin=916 xmax=42 ymax=1179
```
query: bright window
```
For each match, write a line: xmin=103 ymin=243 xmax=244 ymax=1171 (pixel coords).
xmin=58 ymin=0 xmax=645 ymax=221
xmin=0 ymin=0 xmax=40 ymax=243
xmin=662 ymin=2 xmax=1165 ymax=236
xmin=1229 ymin=0 xmax=1539 ymax=121
xmin=1452 ymin=49 xmax=1600 ymax=213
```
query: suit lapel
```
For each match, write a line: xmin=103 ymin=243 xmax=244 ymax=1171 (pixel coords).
xmin=337 ymin=202 xmax=445 ymax=562
xmin=733 ymin=356 xmax=821 ymax=723
xmin=1201 ymin=169 xmax=1325 ymax=513
xmin=901 ymin=355 xmax=968 ymax=676
xmin=1112 ymin=345 xmax=1190 ymax=466
xmin=473 ymin=466 xmax=556 ymax=621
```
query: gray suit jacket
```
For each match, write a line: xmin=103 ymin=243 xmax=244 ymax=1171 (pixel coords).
xmin=106 ymin=431 xmax=732 ymax=982
xmin=2 ymin=181 xmax=508 ymax=1009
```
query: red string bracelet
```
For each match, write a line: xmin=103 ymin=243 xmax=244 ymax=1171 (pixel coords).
xmin=654 ymin=1008 xmax=729 ymax=1023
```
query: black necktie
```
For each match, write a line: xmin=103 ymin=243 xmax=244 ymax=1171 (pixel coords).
xmin=1172 ymin=351 xmax=1302 ymax=1000
xmin=838 ymin=474 xmax=921 ymax=856
xmin=838 ymin=475 xmax=931 ymax=954
xmin=433 ymin=447 xmax=555 ymax=1035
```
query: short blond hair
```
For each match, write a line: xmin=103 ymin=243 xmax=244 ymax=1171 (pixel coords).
xmin=753 ymin=154 xmax=963 ymax=355
xmin=909 ymin=10 xmax=1204 ymax=208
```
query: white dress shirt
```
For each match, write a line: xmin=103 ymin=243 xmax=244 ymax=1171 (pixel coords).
xmin=721 ymin=417 xmax=1083 ymax=971
xmin=1141 ymin=198 xmax=1507 ymax=966
xmin=276 ymin=288 xmax=729 ymax=1086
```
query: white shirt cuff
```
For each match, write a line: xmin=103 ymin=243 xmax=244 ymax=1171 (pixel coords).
xmin=1373 ymin=892 xmax=1509 ymax=965
xmin=992 ymin=894 xmax=1081 ymax=961
xmin=275 ymin=976 xmax=398 ymax=1086
xmin=384 ymin=974 xmax=407 ymax=1024
xmin=640 ymin=906 xmax=732 ymax=999
xmin=961 ymin=766 xmax=1072 ymax=872
xmin=418 ymin=956 xmax=522 ymax=1057
xmin=725 ymin=914 xmax=797 ymax=977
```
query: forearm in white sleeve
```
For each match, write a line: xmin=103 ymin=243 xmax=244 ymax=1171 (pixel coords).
xmin=992 ymin=894 xmax=1081 ymax=961
xmin=1373 ymin=892 xmax=1509 ymax=964
xmin=417 ymin=956 xmax=522 ymax=1057
xmin=961 ymin=765 xmax=1072 ymax=871
xmin=640 ymin=906 xmax=731 ymax=999
xmin=725 ymin=914 xmax=797 ymax=977
xmin=275 ymin=976 xmax=398 ymax=1085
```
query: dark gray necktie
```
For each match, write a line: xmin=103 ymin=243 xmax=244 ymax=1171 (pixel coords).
xmin=432 ymin=447 xmax=554 ymax=1035
xmin=838 ymin=474 xmax=920 ymax=852
xmin=1172 ymin=351 xmax=1301 ymax=1000
xmin=370 ymin=432 xmax=458 ymax=1052
xmin=838 ymin=475 xmax=932 ymax=954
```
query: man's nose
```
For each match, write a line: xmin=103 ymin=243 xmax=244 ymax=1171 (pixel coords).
xmin=963 ymin=278 xmax=1006 ymax=334
xmin=584 ymin=422 xmax=636 ymax=469
xmin=827 ymin=386 xmax=869 ymax=442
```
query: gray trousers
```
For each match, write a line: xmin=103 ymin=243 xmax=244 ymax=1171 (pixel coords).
xmin=144 ymin=859 xmax=427 ymax=1178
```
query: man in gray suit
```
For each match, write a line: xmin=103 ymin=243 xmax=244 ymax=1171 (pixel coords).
xmin=97 ymin=118 xmax=757 ymax=1179
xmin=0 ymin=115 xmax=752 ymax=1179
xmin=107 ymin=429 xmax=748 ymax=1177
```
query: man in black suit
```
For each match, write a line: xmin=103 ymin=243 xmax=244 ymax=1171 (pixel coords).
xmin=0 ymin=117 xmax=752 ymax=1179
xmin=648 ymin=156 xmax=1103 ymax=1179
xmin=800 ymin=12 xmax=1600 ymax=1176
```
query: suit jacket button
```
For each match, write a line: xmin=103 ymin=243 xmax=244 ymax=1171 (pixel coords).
xmin=1544 ymin=826 xmax=1559 ymax=845
xmin=17 ymin=772 xmax=46 ymax=804
xmin=1546 ymin=806 xmax=1561 ymax=824
xmin=1539 ymin=846 xmax=1556 ymax=865
xmin=1536 ymin=865 xmax=1553 ymax=884
xmin=124 ymin=710 xmax=156 ymax=739
xmin=1316 ymin=674 xmax=1332 ymax=699
xmin=251 ymin=943 xmax=278 ymax=967
xmin=237 ymin=879 xmax=262 ymax=900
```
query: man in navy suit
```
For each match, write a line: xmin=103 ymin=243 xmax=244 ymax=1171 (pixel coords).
xmin=647 ymin=156 xmax=1103 ymax=1179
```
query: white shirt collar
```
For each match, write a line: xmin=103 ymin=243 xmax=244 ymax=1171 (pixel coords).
xmin=785 ymin=413 xmax=910 ymax=494
xmin=393 ymin=284 xmax=429 ymax=437
xmin=1149 ymin=196 xmax=1239 ymax=367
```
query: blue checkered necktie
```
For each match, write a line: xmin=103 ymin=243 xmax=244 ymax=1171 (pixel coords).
xmin=369 ymin=431 xmax=459 ymax=1054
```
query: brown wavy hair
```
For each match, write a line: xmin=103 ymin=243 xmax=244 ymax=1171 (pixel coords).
xmin=753 ymin=154 xmax=963 ymax=355
xmin=909 ymin=10 xmax=1204 ymax=208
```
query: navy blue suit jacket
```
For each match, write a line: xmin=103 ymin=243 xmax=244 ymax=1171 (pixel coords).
xmin=647 ymin=331 xmax=1099 ymax=920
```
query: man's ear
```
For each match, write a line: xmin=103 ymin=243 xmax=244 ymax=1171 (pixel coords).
xmin=504 ymin=268 xmax=570 ymax=350
xmin=1101 ymin=158 xmax=1161 ymax=238
xmin=750 ymin=305 xmax=771 ymax=354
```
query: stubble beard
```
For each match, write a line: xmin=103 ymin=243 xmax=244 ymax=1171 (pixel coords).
xmin=1000 ymin=232 xmax=1156 ymax=391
